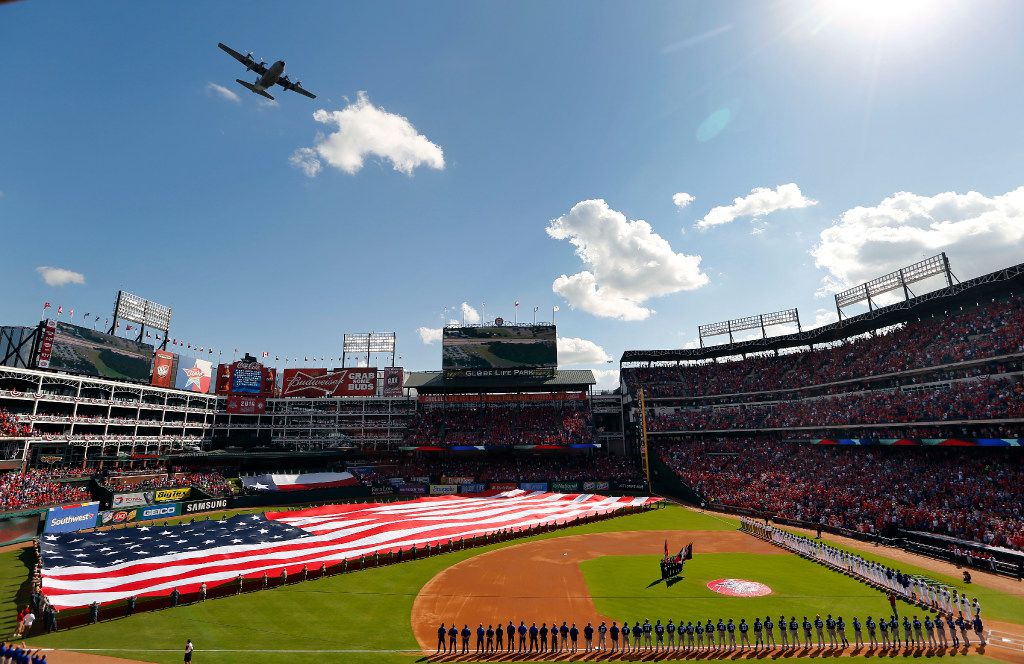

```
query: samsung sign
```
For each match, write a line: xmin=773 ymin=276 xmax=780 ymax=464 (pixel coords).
xmin=182 ymin=498 xmax=228 ymax=515
xmin=139 ymin=503 xmax=181 ymax=520
xmin=44 ymin=502 xmax=100 ymax=533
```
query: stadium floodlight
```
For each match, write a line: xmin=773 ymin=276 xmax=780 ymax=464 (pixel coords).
xmin=111 ymin=290 xmax=172 ymax=345
xmin=342 ymin=332 xmax=397 ymax=367
xmin=698 ymin=308 xmax=800 ymax=346
xmin=833 ymin=253 xmax=954 ymax=319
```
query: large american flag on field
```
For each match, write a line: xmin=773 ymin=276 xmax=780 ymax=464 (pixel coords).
xmin=40 ymin=490 xmax=659 ymax=609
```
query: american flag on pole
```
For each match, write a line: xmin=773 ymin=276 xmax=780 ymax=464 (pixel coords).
xmin=40 ymin=491 xmax=658 ymax=609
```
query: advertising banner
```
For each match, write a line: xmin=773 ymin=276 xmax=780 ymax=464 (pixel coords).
xmin=382 ymin=367 xmax=404 ymax=397
xmin=442 ymin=476 xmax=476 ymax=485
xmin=182 ymin=498 xmax=228 ymax=515
xmin=411 ymin=476 xmax=430 ymax=484
xmin=97 ymin=508 xmax=139 ymax=527
xmin=612 ymin=480 xmax=648 ymax=492
xmin=111 ymin=492 xmax=151 ymax=508
xmin=371 ymin=485 xmax=396 ymax=496
xmin=399 ymin=483 xmax=428 ymax=495
xmin=519 ymin=482 xmax=548 ymax=492
xmin=44 ymin=502 xmax=100 ymax=534
xmin=582 ymin=481 xmax=610 ymax=491
xmin=459 ymin=483 xmax=486 ymax=494
xmin=175 ymin=355 xmax=213 ymax=393
xmin=154 ymin=488 xmax=191 ymax=502
xmin=280 ymin=368 xmax=378 ymax=398
xmin=226 ymin=395 xmax=267 ymax=414
xmin=488 ymin=482 xmax=519 ymax=492
xmin=151 ymin=350 xmax=175 ymax=388
xmin=0 ymin=513 xmax=41 ymax=547
xmin=230 ymin=361 xmax=264 ymax=394
xmin=429 ymin=484 xmax=458 ymax=495
xmin=551 ymin=481 xmax=581 ymax=492
xmin=419 ymin=392 xmax=587 ymax=405
xmin=36 ymin=319 xmax=57 ymax=368
xmin=139 ymin=502 xmax=181 ymax=520
xmin=215 ymin=363 xmax=232 ymax=394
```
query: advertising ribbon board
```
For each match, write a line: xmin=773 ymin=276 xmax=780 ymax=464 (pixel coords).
xmin=182 ymin=498 xmax=228 ymax=515
xmin=459 ymin=483 xmax=486 ymax=494
xmin=98 ymin=509 xmax=139 ymax=527
xmin=550 ymin=481 xmax=581 ymax=492
xmin=519 ymin=482 xmax=549 ymax=492
xmin=138 ymin=503 xmax=181 ymax=520
xmin=488 ymin=482 xmax=519 ymax=492
xmin=112 ymin=492 xmax=151 ymax=508
xmin=582 ymin=481 xmax=610 ymax=491
xmin=429 ymin=484 xmax=458 ymax=495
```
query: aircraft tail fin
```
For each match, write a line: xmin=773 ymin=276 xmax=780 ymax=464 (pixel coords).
xmin=235 ymin=79 xmax=275 ymax=100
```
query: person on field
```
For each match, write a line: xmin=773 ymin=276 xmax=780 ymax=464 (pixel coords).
xmin=621 ymin=621 xmax=630 ymax=650
xmin=814 ymin=615 xmax=824 ymax=647
xmin=549 ymin=620 xmax=557 ymax=651
xmin=505 ymin=621 xmax=514 ymax=653
xmin=837 ymin=615 xmax=849 ymax=647
xmin=529 ymin=622 xmax=539 ymax=652
xmin=889 ymin=616 xmax=900 ymax=647
xmin=460 ymin=624 xmax=470 ymax=654
xmin=538 ymin=623 xmax=547 ymax=653
xmin=448 ymin=624 xmax=458 ymax=652
xmin=879 ymin=615 xmax=891 ymax=647
xmin=569 ymin=623 xmax=579 ymax=652
xmin=598 ymin=620 xmax=607 ymax=650
xmin=610 ymin=621 xmax=620 ymax=651
xmin=494 ymin=620 xmax=503 ymax=651
xmin=436 ymin=623 xmax=446 ymax=653
xmin=476 ymin=623 xmax=485 ymax=653
xmin=739 ymin=618 xmax=750 ymax=649
xmin=654 ymin=620 xmax=665 ymax=650
xmin=486 ymin=624 xmax=495 ymax=652
xmin=517 ymin=621 xmax=527 ymax=652
xmin=632 ymin=622 xmax=641 ymax=651
xmin=183 ymin=639 xmax=194 ymax=663
xmin=789 ymin=616 xmax=799 ymax=648
xmin=973 ymin=615 xmax=986 ymax=646
xmin=584 ymin=622 xmax=594 ymax=651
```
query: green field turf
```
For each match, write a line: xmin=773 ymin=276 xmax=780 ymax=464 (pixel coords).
xmin=1 ymin=505 xmax=1011 ymax=664
xmin=583 ymin=552 xmax=911 ymax=624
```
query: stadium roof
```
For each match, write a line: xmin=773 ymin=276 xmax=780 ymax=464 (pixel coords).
xmin=621 ymin=260 xmax=1024 ymax=365
xmin=405 ymin=369 xmax=596 ymax=393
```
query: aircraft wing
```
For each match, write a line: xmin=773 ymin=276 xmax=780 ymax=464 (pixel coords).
xmin=218 ymin=42 xmax=267 ymax=76
xmin=277 ymin=77 xmax=316 ymax=99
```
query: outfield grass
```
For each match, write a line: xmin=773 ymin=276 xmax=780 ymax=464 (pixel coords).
xmin=2 ymin=505 xmax=1010 ymax=664
xmin=583 ymin=553 xmax=912 ymax=624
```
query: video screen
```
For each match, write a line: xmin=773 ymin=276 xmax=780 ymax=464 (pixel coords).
xmin=43 ymin=323 xmax=154 ymax=382
xmin=442 ymin=325 xmax=557 ymax=375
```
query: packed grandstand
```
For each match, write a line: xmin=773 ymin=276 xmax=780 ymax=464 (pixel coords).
xmin=0 ymin=258 xmax=1022 ymax=590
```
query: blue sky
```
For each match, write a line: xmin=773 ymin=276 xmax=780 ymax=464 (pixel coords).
xmin=3 ymin=0 xmax=1024 ymax=387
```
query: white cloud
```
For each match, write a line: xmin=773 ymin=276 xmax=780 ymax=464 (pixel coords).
xmin=36 ymin=266 xmax=85 ymax=287
xmin=417 ymin=327 xmax=443 ymax=345
xmin=547 ymin=199 xmax=709 ymax=321
xmin=590 ymin=369 xmax=621 ymax=391
xmin=460 ymin=302 xmax=480 ymax=324
xmin=672 ymin=192 xmax=696 ymax=209
xmin=291 ymin=91 xmax=444 ymax=177
xmin=557 ymin=337 xmax=611 ymax=365
xmin=288 ymin=148 xmax=322 ymax=177
xmin=696 ymin=183 xmax=817 ymax=230
xmin=206 ymin=82 xmax=241 ymax=103
xmin=812 ymin=186 xmax=1024 ymax=291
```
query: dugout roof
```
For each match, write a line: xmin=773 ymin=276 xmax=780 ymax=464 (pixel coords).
xmin=622 ymin=260 xmax=1024 ymax=364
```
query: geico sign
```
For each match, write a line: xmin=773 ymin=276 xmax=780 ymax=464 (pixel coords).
xmin=141 ymin=505 xmax=178 ymax=518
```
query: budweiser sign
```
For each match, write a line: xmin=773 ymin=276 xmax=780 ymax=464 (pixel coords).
xmin=281 ymin=368 xmax=378 ymax=398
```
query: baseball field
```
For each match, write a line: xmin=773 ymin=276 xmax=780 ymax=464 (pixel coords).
xmin=4 ymin=504 xmax=1022 ymax=664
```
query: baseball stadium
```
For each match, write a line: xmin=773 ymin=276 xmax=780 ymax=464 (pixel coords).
xmin=4 ymin=2 xmax=1024 ymax=664
xmin=1 ymin=255 xmax=1023 ymax=664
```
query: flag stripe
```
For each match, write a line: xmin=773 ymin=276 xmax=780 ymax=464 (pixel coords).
xmin=41 ymin=491 xmax=659 ymax=608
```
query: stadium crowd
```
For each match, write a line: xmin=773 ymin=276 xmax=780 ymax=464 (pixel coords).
xmin=404 ymin=403 xmax=596 ymax=447
xmin=0 ymin=409 xmax=31 ymax=437
xmin=648 ymin=377 xmax=1024 ymax=431
xmin=0 ymin=469 xmax=91 ymax=512
xmin=659 ymin=439 xmax=1024 ymax=549
xmin=102 ymin=470 xmax=233 ymax=496
xmin=625 ymin=296 xmax=1024 ymax=399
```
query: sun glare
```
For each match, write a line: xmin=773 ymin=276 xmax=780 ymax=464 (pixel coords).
xmin=822 ymin=0 xmax=939 ymax=33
